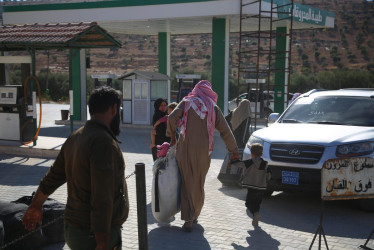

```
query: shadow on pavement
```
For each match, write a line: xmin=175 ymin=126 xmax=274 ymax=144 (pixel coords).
xmin=232 ymin=228 xmax=280 ymax=249
xmin=39 ymin=125 xmax=153 ymax=154
xmin=218 ymin=186 xmax=246 ymax=201
xmin=148 ymin=224 xmax=211 ymax=250
xmin=146 ymin=202 xmax=183 ymax=231
xmin=0 ymin=155 xmax=29 ymax=163
xmin=146 ymin=195 xmax=210 ymax=249
xmin=146 ymin=202 xmax=160 ymax=225
xmin=261 ymin=191 xmax=374 ymax=239
xmin=0 ymin=159 xmax=50 ymax=186
xmin=120 ymin=128 xmax=152 ymax=154
xmin=219 ymin=186 xmax=374 ymax=239
xmin=38 ymin=126 xmax=72 ymax=138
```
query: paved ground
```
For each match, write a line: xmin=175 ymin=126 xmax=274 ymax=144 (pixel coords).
xmin=0 ymin=104 xmax=374 ymax=250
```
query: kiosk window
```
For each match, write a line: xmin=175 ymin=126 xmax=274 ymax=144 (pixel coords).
xmin=134 ymin=83 xmax=141 ymax=99
xmin=151 ymin=81 xmax=167 ymax=99
xmin=123 ymin=80 xmax=131 ymax=100
xmin=134 ymin=81 xmax=148 ymax=99
xmin=141 ymin=84 xmax=148 ymax=99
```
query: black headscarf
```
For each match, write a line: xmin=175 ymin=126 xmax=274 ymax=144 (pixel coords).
xmin=152 ymin=98 xmax=170 ymax=145
xmin=152 ymin=98 xmax=168 ymax=125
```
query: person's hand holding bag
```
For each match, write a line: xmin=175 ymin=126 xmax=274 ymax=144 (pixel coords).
xmin=227 ymin=151 xmax=240 ymax=168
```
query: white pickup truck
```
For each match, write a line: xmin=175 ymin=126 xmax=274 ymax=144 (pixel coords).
xmin=243 ymin=88 xmax=374 ymax=211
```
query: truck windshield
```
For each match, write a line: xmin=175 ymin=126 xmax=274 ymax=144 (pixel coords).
xmin=280 ymin=96 xmax=374 ymax=126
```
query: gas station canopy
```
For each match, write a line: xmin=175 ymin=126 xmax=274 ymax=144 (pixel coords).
xmin=0 ymin=22 xmax=121 ymax=51
xmin=2 ymin=0 xmax=335 ymax=35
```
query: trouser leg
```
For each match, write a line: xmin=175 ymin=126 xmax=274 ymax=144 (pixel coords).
xmin=0 ymin=220 xmax=4 ymax=247
xmin=64 ymin=221 xmax=96 ymax=250
xmin=110 ymin=227 xmax=122 ymax=249
xmin=245 ymin=189 xmax=264 ymax=215
xmin=152 ymin=147 xmax=157 ymax=161
xmin=64 ymin=221 xmax=122 ymax=250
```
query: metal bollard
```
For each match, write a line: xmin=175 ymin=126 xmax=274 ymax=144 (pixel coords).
xmin=135 ymin=163 xmax=148 ymax=250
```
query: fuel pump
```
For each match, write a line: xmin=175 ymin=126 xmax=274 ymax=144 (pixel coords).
xmin=0 ymin=85 xmax=33 ymax=141
xmin=176 ymin=74 xmax=201 ymax=102
xmin=0 ymin=76 xmax=42 ymax=144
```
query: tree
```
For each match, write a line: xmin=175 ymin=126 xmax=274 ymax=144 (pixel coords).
xmin=37 ymin=72 xmax=69 ymax=101
xmin=314 ymin=51 xmax=320 ymax=61
xmin=355 ymin=33 xmax=364 ymax=49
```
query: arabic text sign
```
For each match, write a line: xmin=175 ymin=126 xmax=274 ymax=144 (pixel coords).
xmin=321 ymin=157 xmax=374 ymax=200
xmin=272 ymin=0 xmax=335 ymax=27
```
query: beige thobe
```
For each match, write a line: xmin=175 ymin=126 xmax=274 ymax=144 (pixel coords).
xmin=167 ymin=101 xmax=238 ymax=221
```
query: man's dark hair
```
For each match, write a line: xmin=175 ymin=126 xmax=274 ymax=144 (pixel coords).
xmin=89 ymin=87 xmax=121 ymax=115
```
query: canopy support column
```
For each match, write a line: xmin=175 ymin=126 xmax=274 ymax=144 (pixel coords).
xmin=212 ymin=17 xmax=230 ymax=114
xmin=70 ymin=48 xmax=87 ymax=121
xmin=158 ymin=32 xmax=171 ymax=102
xmin=274 ymin=26 xmax=290 ymax=113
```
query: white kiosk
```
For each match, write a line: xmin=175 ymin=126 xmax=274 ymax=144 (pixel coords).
xmin=118 ymin=70 xmax=169 ymax=125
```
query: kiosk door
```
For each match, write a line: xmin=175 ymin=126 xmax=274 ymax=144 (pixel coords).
xmin=132 ymin=80 xmax=150 ymax=125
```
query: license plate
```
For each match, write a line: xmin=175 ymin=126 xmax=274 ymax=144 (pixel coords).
xmin=282 ymin=171 xmax=299 ymax=185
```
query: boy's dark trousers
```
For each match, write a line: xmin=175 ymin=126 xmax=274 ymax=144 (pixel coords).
xmin=245 ymin=188 xmax=265 ymax=215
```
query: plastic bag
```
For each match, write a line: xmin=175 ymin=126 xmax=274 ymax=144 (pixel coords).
xmin=217 ymin=151 xmax=243 ymax=187
xmin=151 ymin=146 xmax=181 ymax=222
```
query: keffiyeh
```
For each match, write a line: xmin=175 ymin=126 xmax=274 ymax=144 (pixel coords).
xmin=180 ymin=80 xmax=218 ymax=155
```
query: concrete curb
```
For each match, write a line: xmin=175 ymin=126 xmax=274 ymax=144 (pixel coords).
xmin=0 ymin=136 xmax=65 ymax=158
xmin=0 ymin=145 xmax=59 ymax=158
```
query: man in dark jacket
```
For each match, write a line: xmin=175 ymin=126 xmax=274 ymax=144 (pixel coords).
xmin=22 ymin=87 xmax=129 ymax=250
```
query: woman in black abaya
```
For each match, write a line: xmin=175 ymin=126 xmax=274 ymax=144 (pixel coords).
xmin=151 ymin=98 xmax=171 ymax=161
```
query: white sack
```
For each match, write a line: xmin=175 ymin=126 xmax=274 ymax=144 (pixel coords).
xmin=152 ymin=146 xmax=181 ymax=223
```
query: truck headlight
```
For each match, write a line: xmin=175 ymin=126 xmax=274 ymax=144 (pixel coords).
xmin=247 ymin=135 xmax=264 ymax=148
xmin=336 ymin=142 xmax=374 ymax=157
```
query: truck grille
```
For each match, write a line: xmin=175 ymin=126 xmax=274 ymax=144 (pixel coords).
xmin=270 ymin=143 xmax=324 ymax=164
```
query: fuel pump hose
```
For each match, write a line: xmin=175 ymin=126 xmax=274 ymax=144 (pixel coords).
xmin=21 ymin=75 xmax=42 ymax=145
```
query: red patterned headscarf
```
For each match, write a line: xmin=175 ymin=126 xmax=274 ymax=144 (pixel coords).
xmin=180 ymin=80 xmax=218 ymax=155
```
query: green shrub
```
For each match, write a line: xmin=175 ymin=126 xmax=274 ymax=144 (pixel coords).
xmin=37 ymin=72 xmax=69 ymax=101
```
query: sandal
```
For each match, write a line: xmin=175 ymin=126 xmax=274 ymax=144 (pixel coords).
xmin=182 ymin=224 xmax=193 ymax=233
xmin=182 ymin=221 xmax=193 ymax=233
